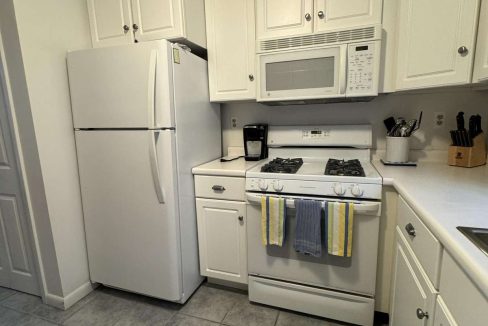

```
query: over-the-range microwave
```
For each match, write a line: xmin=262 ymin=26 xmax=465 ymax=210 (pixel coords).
xmin=257 ymin=26 xmax=381 ymax=105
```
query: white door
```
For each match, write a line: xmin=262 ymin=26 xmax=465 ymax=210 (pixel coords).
xmin=433 ymin=296 xmax=458 ymax=326
xmin=87 ymin=0 xmax=134 ymax=47
xmin=395 ymin=0 xmax=479 ymax=90
xmin=67 ymin=41 xmax=174 ymax=129
xmin=196 ymin=199 xmax=247 ymax=284
xmin=473 ymin=0 xmax=488 ymax=83
xmin=131 ymin=0 xmax=183 ymax=42
xmin=390 ymin=230 xmax=436 ymax=326
xmin=0 ymin=65 xmax=40 ymax=295
xmin=205 ymin=0 xmax=256 ymax=101
xmin=75 ymin=129 xmax=183 ymax=300
xmin=314 ymin=0 xmax=382 ymax=32
xmin=256 ymin=0 xmax=314 ymax=40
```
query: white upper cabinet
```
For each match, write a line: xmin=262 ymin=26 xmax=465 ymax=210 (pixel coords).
xmin=205 ymin=0 xmax=256 ymax=101
xmin=256 ymin=0 xmax=314 ymax=39
xmin=131 ymin=0 xmax=183 ymax=42
xmin=87 ymin=0 xmax=135 ymax=47
xmin=473 ymin=0 xmax=488 ymax=83
xmin=314 ymin=0 xmax=382 ymax=32
xmin=395 ymin=0 xmax=480 ymax=90
xmin=87 ymin=0 xmax=207 ymax=49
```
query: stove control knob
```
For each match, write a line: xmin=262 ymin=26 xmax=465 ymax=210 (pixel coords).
xmin=351 ymin=184 xmax=364 ymax=197
xmin=333 ymin=183 xmax=345 ymax=195
xmin=273 ymin=180 xmax=284 ymax=192
xmin=258 ymin=179 xmax=268 ymax=191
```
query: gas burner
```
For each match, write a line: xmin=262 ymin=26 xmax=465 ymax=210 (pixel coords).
xmin=261 ymin=158 xmax=304 ymax=174
xmin=325 ymin=159 xmax=365 ymax=177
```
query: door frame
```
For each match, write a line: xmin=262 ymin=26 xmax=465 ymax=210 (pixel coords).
xmin=0 ymin=29 xmax=44 ymax=298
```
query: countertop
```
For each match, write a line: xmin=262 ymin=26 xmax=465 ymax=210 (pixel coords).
xmin=373 ymin=161 xmax=488 ymax=298
xmin=192 ymin=157 xmax=261 ymax=177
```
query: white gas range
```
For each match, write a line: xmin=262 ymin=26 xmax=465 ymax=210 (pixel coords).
xmin=245 ymin=125 xmax=382 ymax=326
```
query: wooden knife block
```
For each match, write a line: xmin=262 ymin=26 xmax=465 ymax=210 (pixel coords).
xmin=448 ymin=133 xmax=487 ymax=168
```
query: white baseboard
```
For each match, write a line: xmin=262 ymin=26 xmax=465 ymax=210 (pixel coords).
xmin=43 ymin=281 xmax=97 ymax=310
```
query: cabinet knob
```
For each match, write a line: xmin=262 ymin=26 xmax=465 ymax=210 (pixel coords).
xmin=416 ymin=308 xmax=429 ymax=320
xmin=123 ymin=25 xmax=130 ymax=33
xmin=133 ymin=24 xmax=139 ymax=31
xmin=305 ymin=13 xmax=312 ymax=21
xmin=249 ymin=74 xmax=254 ymax=81
xmin=318 ymin=11 xmax=325 ymax=19
xmin=212 ymin=185 xmax=226 ymax=192
xmin=238 ymin=216 xmax=244 ymax=221
xmin=458 ymin=46 xmax=468 ymax=56
xmin=405 ymin=223 xmax=416 ymax=237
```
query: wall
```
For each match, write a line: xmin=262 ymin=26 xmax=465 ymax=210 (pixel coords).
xmin=221 ymin=87 xmax=488 ymax=155
xmin=0 ymin=0 xmax=93 ymax=308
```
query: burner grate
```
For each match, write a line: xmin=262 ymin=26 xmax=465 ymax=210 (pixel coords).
xmin=325 ymin=159 xmax=365 ymax=177
xmin=261 ymin=158 xmax=304 ymax=174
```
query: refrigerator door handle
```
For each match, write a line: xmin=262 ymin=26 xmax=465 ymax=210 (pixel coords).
xmin=149 ymin=130 xmax=165 ymax=203
xmin=147 ymin=50 xmax=157 ymax=128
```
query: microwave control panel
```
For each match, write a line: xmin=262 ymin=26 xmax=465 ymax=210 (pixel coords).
xmin=347 ymin=41 xmax=379 ymax=97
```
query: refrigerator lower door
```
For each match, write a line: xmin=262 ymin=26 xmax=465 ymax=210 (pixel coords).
xmin=75 ymin=129 xmax=182 ymax=300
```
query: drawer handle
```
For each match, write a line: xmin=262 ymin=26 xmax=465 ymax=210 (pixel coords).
xmin=405 ymin=223 xmax=416 ymax=237
xmin=212 ymin=185 xmax=226 ymax=192
xmin=238 ymin=216 xmax=244 ymax=221
xmin=416 ymin=308 xmax=429 ymax=319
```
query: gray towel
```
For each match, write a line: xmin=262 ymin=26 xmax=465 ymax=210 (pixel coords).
xmin=294 ymin=199 xmax=322 ymax=257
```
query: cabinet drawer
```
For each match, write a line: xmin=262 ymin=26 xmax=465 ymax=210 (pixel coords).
xmin=194 ymin=176 xmax=245 ymax=201
xmin=397 ymin=196 xmax=442 ymax=288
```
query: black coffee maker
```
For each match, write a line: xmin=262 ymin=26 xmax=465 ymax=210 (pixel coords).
xmin=243 ymin=124 xmax=268 ymax=161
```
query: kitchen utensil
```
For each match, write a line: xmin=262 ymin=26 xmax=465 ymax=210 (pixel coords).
xmin=384 ymin=117 xmax=396 ymax=133
xmin=469 ymin=115 xmax=477 ymax=139
xmin=456 ymin=111 xmax=465 ymax=131
xmin=450 ymin=130 xmax=457 ymax=145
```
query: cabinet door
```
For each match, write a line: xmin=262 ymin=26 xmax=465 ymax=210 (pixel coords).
xmin=314 ymin=0 xmax=382 ymax=32
xmin=256 ymin=0 xmax=313 ymax=40
xmin=433 ymin=297 xmax=458 ymax=326
xmin=196 ymin=199 xmax=247 ymax=284
xmin=473 ymin=0 xmax=488 ymax=82
xmin=131 ymin=0 xmax=183 ymax=42
xmin=395 ymin=0 xmax=479 ymax=90
xmin=390 ymin=229 xmax=436 ymax=326
xmin=87 ymin=0 xmax=134 ymax=47
xmin=206 ymin=0 xmax=256 ymax=101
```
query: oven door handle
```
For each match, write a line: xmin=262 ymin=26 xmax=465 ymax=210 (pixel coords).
xmin=245 ymin=193 xmax=381 ymax=214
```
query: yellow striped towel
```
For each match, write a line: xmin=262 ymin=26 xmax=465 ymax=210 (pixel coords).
xmin=325 ymin=202 xmax=354 ymax=257
xmin=261 ymin=196 xmax=286 ymax=246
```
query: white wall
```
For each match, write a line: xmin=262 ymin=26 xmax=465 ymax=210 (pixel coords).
xmin=221 ymin=87 xmax=488 ymax=155
xmin=12 ymin=0 xmax=92 ymax=298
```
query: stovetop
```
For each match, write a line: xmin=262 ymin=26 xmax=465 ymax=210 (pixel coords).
xmin=260 ymin=158 xmax=304 ymax=174
xmin=325 ymin=159 xmax=365 ymax=177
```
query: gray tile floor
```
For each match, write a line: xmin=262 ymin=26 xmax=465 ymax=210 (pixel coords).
xmin=0 ymin=283 xmax=374 ymax=326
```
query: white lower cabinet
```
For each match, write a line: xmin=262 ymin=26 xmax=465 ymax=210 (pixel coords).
xmin=390 ymin=228 xmax=437 ymax=326
xmin=196 ymin=198 xmax=247 ymax=284
xmin=433 ymin=297 xmax=457 ymax=326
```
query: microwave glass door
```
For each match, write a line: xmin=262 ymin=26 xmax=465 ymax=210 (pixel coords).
xmin=259 ymin=45 xmax=347 ymax=101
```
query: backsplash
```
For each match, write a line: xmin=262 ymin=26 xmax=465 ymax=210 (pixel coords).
xmin=221 ymin=87 xmax=488 ymax=155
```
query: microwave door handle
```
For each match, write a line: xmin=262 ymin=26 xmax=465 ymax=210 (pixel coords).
xmin=339 ymin=46 xmax=347 ymax=95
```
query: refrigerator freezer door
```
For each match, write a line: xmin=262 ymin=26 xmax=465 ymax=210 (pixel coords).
xmin=75 ymin=129 xmax=182 ymax=300
xmin=68 ymin=41 xmax=174 ymax=129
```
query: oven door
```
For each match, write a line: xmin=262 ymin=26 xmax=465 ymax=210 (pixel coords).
xmin=246 ymin=192 xmax=381 ymax=296
xmin=257 ymin=45 xmax=347 ymax=102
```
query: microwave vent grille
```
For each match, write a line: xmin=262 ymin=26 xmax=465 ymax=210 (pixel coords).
xmin=260 ymin=26 xmax=376 ymax=52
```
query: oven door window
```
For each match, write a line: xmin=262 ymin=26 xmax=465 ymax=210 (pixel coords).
xmin=259 ymin=45 xmax=347 ymax=101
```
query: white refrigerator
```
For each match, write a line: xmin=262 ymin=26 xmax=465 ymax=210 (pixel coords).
xmin=67 ymin=40 xmax=221 ymax=303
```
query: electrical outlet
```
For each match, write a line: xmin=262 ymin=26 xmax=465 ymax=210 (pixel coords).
xmin=231 ymin=117 xmax=238 ymax=128
xmin=434 ymin=112 xmax=445 ymax=128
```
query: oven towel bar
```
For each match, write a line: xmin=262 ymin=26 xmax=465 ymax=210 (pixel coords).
xmin=325 ymin=202 xmax=354 ymax=257
xmin=246 ymin=193 xmax=380 ymax=214
xmin=294 ymin=199 xmax=322 ymax=257
xmin=261 ymin=196 xmax=286 ymax=247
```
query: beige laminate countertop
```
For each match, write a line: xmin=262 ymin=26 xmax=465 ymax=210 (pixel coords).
xmin=192 ymin=157 xmax=261 ymax=177
xmin=373 ymin=160 xmax=488 ymax=298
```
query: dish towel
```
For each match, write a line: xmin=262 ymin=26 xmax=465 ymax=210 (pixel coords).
xmin=293 ymin=199 xmax=322 ymax=257
xmin=325 ymin=202 xmax=354 ymax=257
xmin=261 ymin=196 xmax=286 ymax=246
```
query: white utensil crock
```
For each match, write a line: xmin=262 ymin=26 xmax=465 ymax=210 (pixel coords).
xmin=386 ymin=136 xmax=410 ymax=163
